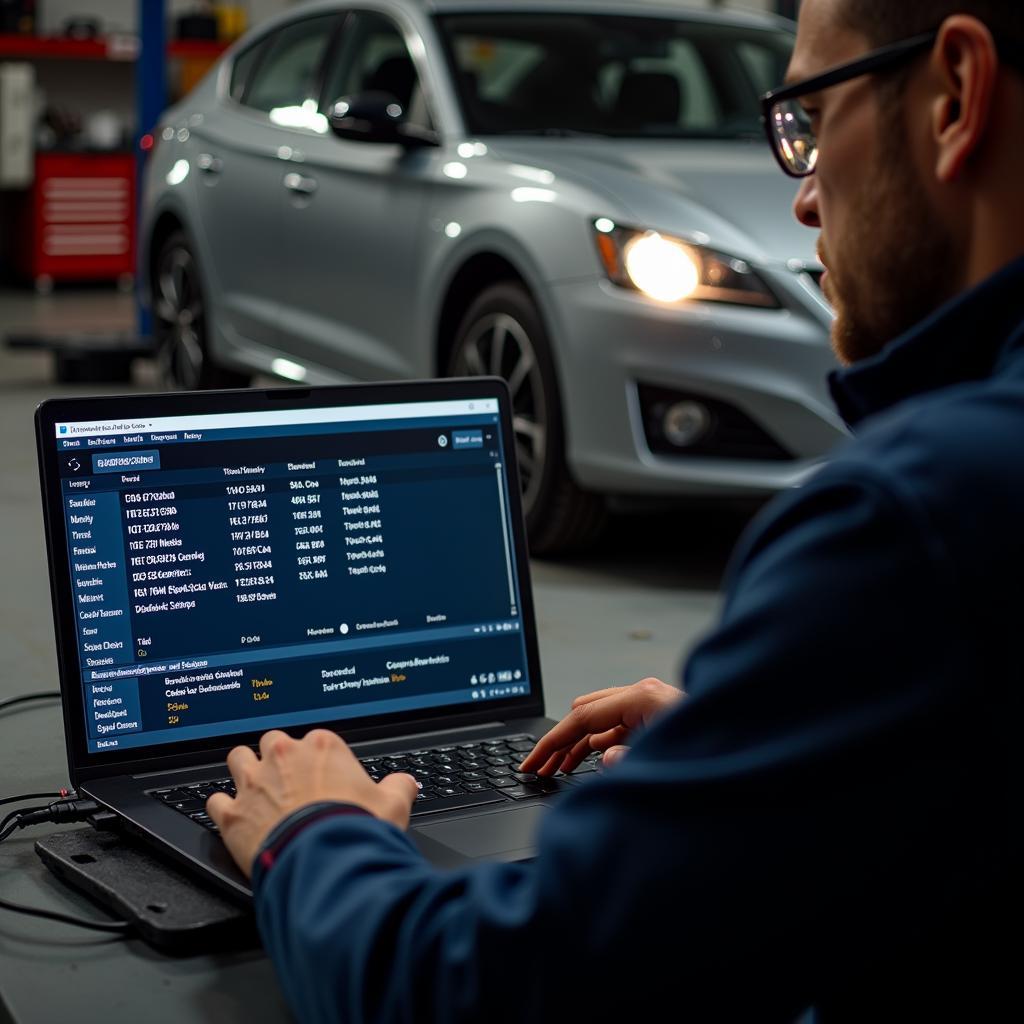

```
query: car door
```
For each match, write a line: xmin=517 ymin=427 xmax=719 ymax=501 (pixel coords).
xmin=189 ymin=13 xmax=341 ymax=355
xmin=276 ymin=8 xmax=438 ymax=380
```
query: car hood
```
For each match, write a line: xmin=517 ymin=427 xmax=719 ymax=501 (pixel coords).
xmin=483 ymin=137 xmax=818 ymax=267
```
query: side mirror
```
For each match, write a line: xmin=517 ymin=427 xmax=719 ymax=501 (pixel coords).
xmin=328 ymin=92 xmax=440 ymax=148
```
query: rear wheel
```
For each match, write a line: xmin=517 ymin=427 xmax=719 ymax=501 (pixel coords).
xmin=448 ymin=282 xmax=606 ymax=555
xmin=152 ymin=230 xmax=251 ymax=390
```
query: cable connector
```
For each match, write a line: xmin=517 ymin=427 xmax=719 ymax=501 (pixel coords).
xmin=14 ymin=799 xmax=100 ymax=828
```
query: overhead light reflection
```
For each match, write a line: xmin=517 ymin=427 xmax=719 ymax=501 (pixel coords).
xmin=443 ymin=162 xmax=468 ymax=179
xmin=165 ymin=159 xmax=189 ymax=186
xmin=508 ymin=164 xmax=555 ymax=185
xmin=271 ymin=358 xmax=307 ymax=381
xmin=444 ymin=222 xmax=462 ymax=238
xmin=269 ymin=101 xmax=328 ymax=134
xmin=511 ymin=187 xmax=557 ymax=203
xmin=457 ymin=141 xmax=489 ymax=158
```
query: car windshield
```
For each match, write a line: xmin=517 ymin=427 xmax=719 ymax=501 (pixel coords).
xmin=435 ymin=12 xmax=793 ymax=139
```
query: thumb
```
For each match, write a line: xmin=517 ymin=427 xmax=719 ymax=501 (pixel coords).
xmin=379 ymin=771 xmax=420 ymax=807
xmin=603 ymin=744 xmax=629 ymax=767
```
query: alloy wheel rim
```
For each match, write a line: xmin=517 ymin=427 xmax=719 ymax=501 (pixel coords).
xmin=453 ymin=312 xmax=547 ymax=514
xmin=154 ymin=246 xmax=204 ymax=389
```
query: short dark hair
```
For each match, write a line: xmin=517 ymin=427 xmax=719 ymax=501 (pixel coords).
xmin=840 ymin=1 xmax=1024 ymax=47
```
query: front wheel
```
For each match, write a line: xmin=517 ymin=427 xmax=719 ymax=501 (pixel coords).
xmin=152 ymin=230 xmax=251 ymax=390
xmin=448 ymin=282 xmax=606 ymax=555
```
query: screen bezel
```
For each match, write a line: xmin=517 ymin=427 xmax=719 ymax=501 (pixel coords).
xmin=36 ymin=378 xmax=546 ymax=785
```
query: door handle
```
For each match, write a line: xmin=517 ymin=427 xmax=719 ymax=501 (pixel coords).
xmin=283 ymin=172 xmax=318 ymax=196
xmin=196 ymin=152 xmax=223 ymax=174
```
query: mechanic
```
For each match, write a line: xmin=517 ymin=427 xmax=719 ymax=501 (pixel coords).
xmin=208 ymin=1 xmax=1022 ymax=1018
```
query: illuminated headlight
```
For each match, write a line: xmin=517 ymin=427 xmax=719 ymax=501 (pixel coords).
xmin=593 ymin=219 xmax=779 ymax=309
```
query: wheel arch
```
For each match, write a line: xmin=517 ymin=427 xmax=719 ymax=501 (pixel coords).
xmin=433 ymin=248 xmax=568 ymax=390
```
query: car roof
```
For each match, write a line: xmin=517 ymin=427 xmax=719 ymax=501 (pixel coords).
xmin=288 ymin=0 xmax=792 ymax=33
xmin=426 ymin=0 xmax=790 ymax=30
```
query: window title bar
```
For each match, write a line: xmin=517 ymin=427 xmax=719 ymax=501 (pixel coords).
xmin=55 ymin=398 xmax=500 ymax=439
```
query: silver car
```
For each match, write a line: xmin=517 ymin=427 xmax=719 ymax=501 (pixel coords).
xmin=140 ymin=0 xmax=843 ymax=553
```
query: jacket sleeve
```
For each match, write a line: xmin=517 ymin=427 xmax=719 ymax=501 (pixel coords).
xmin=253 ymin=463 xmax=986 ymax=1023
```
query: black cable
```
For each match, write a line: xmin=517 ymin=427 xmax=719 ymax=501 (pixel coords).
xmin=0 ymin=805 xmax=49 ymax=835
xmin=0 ymin=691 xmax=61 ymax=713
xmin=0 ymin=792 xmax=63 ymax=809
xmin=0 ymin=692 xmax=69 ymax=809
xmin=0 ymin=691 xmax=129 ymax=933
xmin=0 ymin=800 xmax=131 ymax=935
xmin=0 ymin=896 xmax=131 ymax=934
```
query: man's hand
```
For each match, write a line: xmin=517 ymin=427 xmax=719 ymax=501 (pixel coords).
xmin=518 ymin=678 xmax=683 ymax=776
xmin=207 ymin=729 xmax=419 ymax=878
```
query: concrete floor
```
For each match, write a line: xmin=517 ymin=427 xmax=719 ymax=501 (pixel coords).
xmin=0 ymin=287 xmax=744 ymax=731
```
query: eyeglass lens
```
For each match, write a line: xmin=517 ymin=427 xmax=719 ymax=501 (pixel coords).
xmin=769 ymin=98 xmax=817 ymax=175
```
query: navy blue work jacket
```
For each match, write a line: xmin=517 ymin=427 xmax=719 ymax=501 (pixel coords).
xmin=252 ymin=256 xmax=1023 ymax=1022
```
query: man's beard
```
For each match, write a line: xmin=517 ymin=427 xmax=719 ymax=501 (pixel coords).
xmin=822 ymin=135 xmax=960 ymax=366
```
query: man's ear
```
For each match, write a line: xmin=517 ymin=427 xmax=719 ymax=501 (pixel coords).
xmin=931 ymin=15 xmax=999 ymax=183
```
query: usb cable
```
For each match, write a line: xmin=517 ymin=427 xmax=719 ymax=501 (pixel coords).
xmin=0 ymin=690 xmax=131 ymax=934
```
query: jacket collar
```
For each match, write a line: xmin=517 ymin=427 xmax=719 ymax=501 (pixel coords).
xmin=829 ymin=253 xmax=1024 ymax=428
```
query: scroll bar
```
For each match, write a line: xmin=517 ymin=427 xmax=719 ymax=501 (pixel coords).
xmin=494 ymin=464 xmax=518 ymax=615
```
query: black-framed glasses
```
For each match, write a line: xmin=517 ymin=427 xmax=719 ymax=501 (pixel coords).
xmin=760 ymin=30 xmax=938 ymax=177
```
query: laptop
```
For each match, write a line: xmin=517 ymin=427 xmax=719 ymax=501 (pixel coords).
xmin=35 ymin=378 xmax=600 ymax=903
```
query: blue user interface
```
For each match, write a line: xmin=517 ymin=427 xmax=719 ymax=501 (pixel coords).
xmin=53 ymin=398 xmax=531 ymax=754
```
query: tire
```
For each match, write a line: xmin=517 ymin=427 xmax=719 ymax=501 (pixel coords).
xmin=448 ymin=282 xmax=607 ymax=555
xmin=152 ymin=230 xmax=252 ymax=390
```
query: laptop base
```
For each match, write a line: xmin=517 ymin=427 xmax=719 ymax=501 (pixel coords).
xmin=35 ymin=828 xmax=258 ymax=955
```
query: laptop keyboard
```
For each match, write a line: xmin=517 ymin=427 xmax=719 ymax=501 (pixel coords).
xmin=149 ymin=735 xmax=603 ymax=833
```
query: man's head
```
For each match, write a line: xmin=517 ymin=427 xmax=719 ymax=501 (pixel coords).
xmin=783 ymin=0 xmax=1024 ymax=364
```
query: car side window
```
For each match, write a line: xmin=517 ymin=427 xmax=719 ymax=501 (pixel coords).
xmin=229 ymin=37 xmax=268 ymax=103
xmin=321 ymin=10 xmax=433 ymax=129
xmin=243 ymin=15 xmax=339 ymax=114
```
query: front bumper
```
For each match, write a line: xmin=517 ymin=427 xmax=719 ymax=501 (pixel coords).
xmin=545 ymin=265 xmax=846 ymax=497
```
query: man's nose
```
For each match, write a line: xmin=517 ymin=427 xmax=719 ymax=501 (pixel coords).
xmin=793 ymin=175 xmax=821 ymax=228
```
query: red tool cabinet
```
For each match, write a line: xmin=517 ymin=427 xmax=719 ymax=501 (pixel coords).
xmin=18 ymin=152 xmax=135 ymax=291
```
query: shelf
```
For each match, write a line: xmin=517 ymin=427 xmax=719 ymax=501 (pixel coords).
xmin=0 ymin=34 xmax=229 ymax=62
xmin=167 ymin=40 xmax=229 ymax=60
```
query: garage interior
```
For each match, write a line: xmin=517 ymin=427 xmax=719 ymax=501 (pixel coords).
xmin=2 ymin=1 xmax=802 ymax=1021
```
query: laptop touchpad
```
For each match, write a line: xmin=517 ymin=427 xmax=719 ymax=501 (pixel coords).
xmin=414 ymin=805 xmax=546 ymax=861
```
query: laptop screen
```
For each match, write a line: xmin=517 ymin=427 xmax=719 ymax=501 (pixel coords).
xmin=48 ymin=393 xmax=533 ymax=755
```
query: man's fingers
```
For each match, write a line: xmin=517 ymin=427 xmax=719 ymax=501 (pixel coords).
xmin=380 ymin=772 xmax=420 ymax=803
xmin=570 ymin=685 xmax=628 ymax=708
xmin=206 ymin=790 xmax=233 ymax=827
xmin=587 ymin=725 xmax=629 ymax=752
xmin=259 ymin=729 xmax=294 ymax=759
xmin=602 ymin=744 xmax=629 ymax=767
xmin=553 ymin=735 xmax=594 ymax=776
xmin=518 ymin=693 xmax=633 ymax=772
xmin=534 ymin=747 xmax=571 ymax=777
xmin=226 ymin=744 xmax=258 ymax=785
xmin=379 ymin=773 xmax=420 ymax=827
